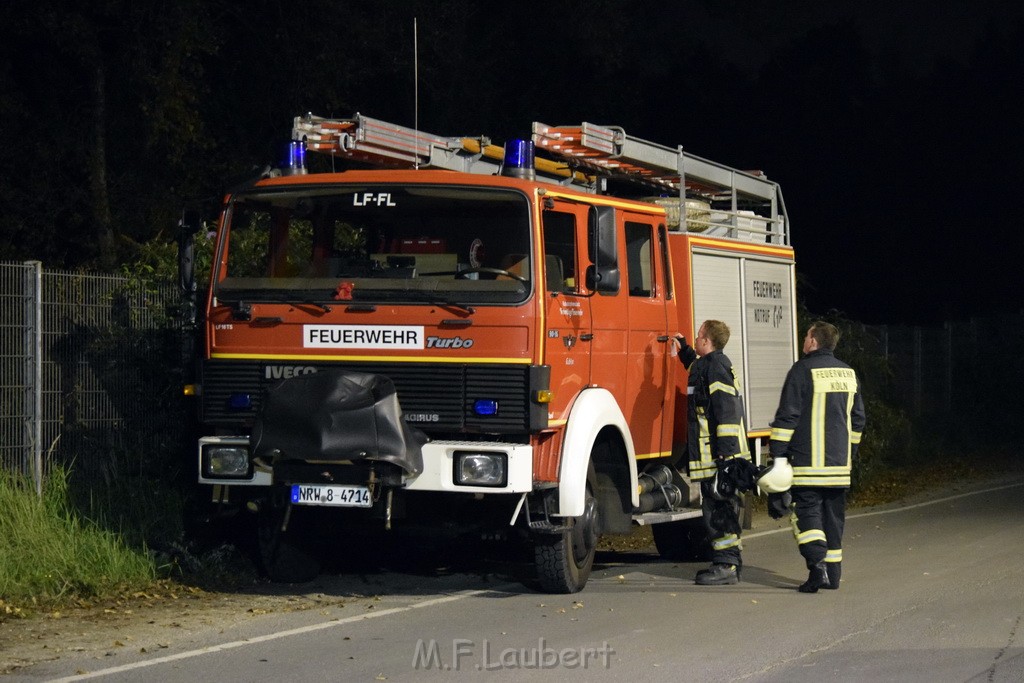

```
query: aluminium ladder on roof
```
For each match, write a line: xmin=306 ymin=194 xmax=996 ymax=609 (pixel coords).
xmin=533 ymin=122 xmax=780 ymax=201
xmin=292 ymin=113 xmax=789 ymax=244
xmin=294 ymin=113 xmax=504 ymax=175
xmin=293 ymin=113 xmax=592 ymax=184
xmin=533 ymin=122 xmax=788 ymax=243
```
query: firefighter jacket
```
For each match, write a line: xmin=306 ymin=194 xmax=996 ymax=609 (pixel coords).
xmin=685 ymin=349 xmax=750 ymax=481
xmin=769 ymin=349 xmax=866 ymax=487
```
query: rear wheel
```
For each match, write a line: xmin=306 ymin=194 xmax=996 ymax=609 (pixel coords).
xmin=652 ymin=517 xmax=711 ymax=562
xmin=533 ymin=473 xmax=599 ymax=594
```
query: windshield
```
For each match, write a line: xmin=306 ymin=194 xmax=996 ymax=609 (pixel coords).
xmin=214 ymin=184 xmax=533 ymax=306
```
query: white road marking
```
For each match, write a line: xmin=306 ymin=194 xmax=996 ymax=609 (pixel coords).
xmin=49 ymin=588 xmax=505 ymax=681
xmin=744 ymin=480 xmax=1024 ymax=540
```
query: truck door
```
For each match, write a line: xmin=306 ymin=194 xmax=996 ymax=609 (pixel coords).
xmin=541 ymin=202 xmax=592 ymax=423
xmin=623 ymin=216 xmax=674 ymax=460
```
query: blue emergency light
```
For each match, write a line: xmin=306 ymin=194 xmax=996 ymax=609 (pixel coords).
xmin=473 ymin=399 xmax=499 ymax=416
xmin=502 ymin=139 xmax=535 ymax=180
xmin=228 ymin=393 xmax=253 ymax=410
xmin=281 ymin=140 xmax=307 ymax=175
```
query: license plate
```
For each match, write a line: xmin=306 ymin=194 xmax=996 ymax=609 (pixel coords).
xmin=290 ymin=484 xmax=372 ymax=508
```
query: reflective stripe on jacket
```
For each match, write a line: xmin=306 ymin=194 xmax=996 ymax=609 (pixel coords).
xmin=687 ymin=349 xmax=750 ymax=481
xmin=769 ymin=349 xmax=866 ymax=487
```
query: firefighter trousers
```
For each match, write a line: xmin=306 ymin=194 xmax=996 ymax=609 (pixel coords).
xmin=700 ymin=479 xmax=742 ymax=566
xmin=790 ymin=487 xmax=846 ymax=570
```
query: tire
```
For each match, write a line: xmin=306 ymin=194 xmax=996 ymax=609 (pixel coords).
xmin=257 ymin=506 xmax=321 ymax=583
xmin=652 ymin=517 xmax=711 ymax=562
xmin=532 ymin=473 xmax=599 ymax=594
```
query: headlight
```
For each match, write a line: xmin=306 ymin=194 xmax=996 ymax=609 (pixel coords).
xmin=454 ymin=452 xmax=507 ymax=487
xmin=202 ymin=445 xmax=252 ymax=478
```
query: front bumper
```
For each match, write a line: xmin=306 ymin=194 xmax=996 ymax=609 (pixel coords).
xmin=198 ymin=436 xmax=533 ymax=494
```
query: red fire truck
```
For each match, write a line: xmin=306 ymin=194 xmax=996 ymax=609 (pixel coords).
xmin=182 ymin=114 xmax=797 ymax=592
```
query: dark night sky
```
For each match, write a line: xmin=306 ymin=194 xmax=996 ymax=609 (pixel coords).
xmin=653 ymin=3 xmax=1024 ymax=325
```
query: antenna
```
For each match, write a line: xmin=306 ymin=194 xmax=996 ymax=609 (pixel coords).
xmin=413 ymin=17 xmax=419 ymax=170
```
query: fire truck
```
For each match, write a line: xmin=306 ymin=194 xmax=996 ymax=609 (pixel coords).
xmin=180 ymin=113 xmax=797 ymax=592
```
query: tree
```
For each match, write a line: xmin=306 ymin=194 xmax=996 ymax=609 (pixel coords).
xmin=0 ymin=0 xmax=215 ymax=269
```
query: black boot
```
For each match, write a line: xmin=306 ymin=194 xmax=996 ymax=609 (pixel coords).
xmin=798 ymin=562 xmax=830 ymax=593
xmin=822 ymin=562 xmax=841 ymax=590
xmin=695 ymin=563 xmax=740 ymax=585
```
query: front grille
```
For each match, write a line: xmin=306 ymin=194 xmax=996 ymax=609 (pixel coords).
xmin=201 ymin=359 xmax=532 ymax=434
xmin=201 ymin=362 xmax=263 ymax=423
xmin=465 ymin=366 xmax=529 ymax=430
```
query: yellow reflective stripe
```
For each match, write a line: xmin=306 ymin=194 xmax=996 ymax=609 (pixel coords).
xmin=698 ymin=415 xmax=711 ymax=460
xmin=825 ymin=549 xmax=842 ymax=562
xmin=792 ymin=475 xmax=851 ymax=486
xmin=212 ymin=352 xmax=530 ymax=364
xmin=709 ymin=381 xmax=737 ymax=395
xmin=771 ymin=427 xmax=794 ymax=442
xmin=811 ymin=390 xmax=825 ymax=468
xmin=689 ymin=458 xmax=717 ymax=480
xmin=793 ymin=466 xmax=851 ymax=475
xmin=845 ymin=390 xmax=856 ymax=463
xmin=851 ymin=430 xmax=863 ymax=444
xmin=717 ymin=424 xmax=742 ymax=437
xmin=797 ymin=529 xmax=826 ymax=544
xmin=712 ymin=534 xmax=741 ymax=550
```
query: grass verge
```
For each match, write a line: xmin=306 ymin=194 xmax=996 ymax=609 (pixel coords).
xmin=0 ymin=468 xmax=155 ymax=607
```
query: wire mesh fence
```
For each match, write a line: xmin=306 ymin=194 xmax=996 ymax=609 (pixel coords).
xmin=0 ymin=264 xmax=34 ymax=480
xmin=877 ymin=313 xmax=1024 ymax=435
xmin=1 ymin=261 xmax=183 ymax=493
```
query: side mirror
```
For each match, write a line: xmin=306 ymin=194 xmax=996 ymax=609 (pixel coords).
xmin=586 ymin=205 xmax=620 ymax=293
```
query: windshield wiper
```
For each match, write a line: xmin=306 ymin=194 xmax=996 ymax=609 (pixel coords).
xmin=216 ymin=290 xmax=333 ymax=316
xmin=394 ymin=289 xmax=476 ymax=316
xmin=288 ymin=300 xmax=332 ymax=314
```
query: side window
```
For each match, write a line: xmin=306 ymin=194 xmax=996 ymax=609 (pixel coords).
xmin=626 ymin=221 xmax=653 ymax=297
xmin=542 ymin=210 xmax=578 ymax=293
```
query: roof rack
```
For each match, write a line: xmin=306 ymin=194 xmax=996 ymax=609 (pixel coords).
xmin=533 ymin=122 xmax=789 ymax=243
xmin=294 ymin=113 xmax=596 ymax=185
xmin=293 ymin=113 xmax=789 ymax=244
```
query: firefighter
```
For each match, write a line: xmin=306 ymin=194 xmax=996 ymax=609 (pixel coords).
xmin=674 ymin=320 xmax=751 ymax=585
xmin=769 ymin=321 xmax=866 ymax=593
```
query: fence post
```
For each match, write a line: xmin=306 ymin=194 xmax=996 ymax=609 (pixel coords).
xmin=22 ymin=260 xmax=43 ymax=496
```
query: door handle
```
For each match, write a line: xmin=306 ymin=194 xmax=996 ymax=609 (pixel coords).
xmin=579 ymin=333 xmax=594 ymax=341
xmin=656 ymin=335 xmax=670 ymax=342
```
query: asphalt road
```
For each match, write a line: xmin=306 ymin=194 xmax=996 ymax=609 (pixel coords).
xmin=12 ymin=475 xmax=1024 ymax=682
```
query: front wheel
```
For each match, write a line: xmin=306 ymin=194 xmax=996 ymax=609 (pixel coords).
xmin=532 ymin=478 xmax=599 ymax=593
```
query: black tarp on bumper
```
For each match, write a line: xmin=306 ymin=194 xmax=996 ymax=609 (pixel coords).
xmin=251 ymin=370 xmax=426 ymax=475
